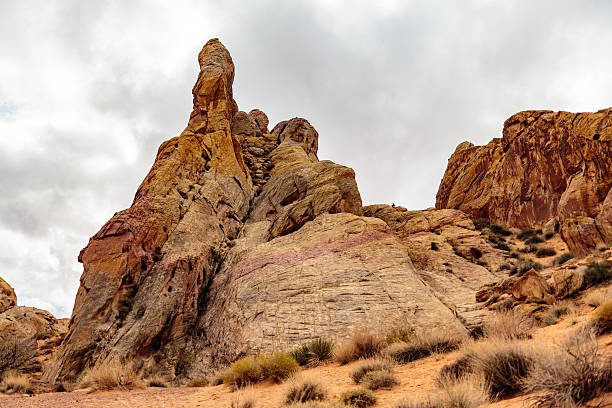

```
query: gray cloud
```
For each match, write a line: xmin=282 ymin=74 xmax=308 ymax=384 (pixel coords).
xmin=1 ymin=0 xmax=611 ymax=317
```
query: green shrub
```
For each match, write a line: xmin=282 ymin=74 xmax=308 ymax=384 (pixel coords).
xmin=289 ymin=345 xmax=311 ymax=367
xmin=350 ymin=359 xmax=394 ymax=383
xmin=525 ymin=236 xmax=544 ymax=245
xmin=517 ymin=229 xmax=537 ymax=240
xmin=340 ymin=388 xmax=377 ymax=407
xmin=290 ymin=339 xmax=334 ymax=367
xmin=490 ymin=224 xmax=511 ymax=236
xmin=224 ymin=357 xmax=262 ymax=389
xmin=584 ymin=261 xmax=612 ymax=285
xmin=553 ymin=252 xmax=574 ymax=265
xmin=257 ymin=352 xmax=299 ymax=383
xmin=385 ymin=327 xmax=416 ymax=344
xmin=285 ymin=376 xmax=328 ymax=404
xmin=473 ymin=219 xmax=490 ymax=230
xmin=535 ymin=247 xmax=556 ymax=258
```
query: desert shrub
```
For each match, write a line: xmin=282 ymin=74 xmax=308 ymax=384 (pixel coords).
xmin=340 ymin=388 xmax=377 ymax=407
xmin=350 ymin=359 xmax=394 ymax=383
xmin=498 ymin=263 xmax=512 ymax=272
xmin=494 ymin=242 xmax=511 ymax=252
xmin=544 ymin=232 xmax=554 ymax=240
xmin=515 ymin=258 xmax=542 ymax=276
xmin=0 ymin=337 xmax=37 ymax=377
xmin=384 ymin=331 xmax=463 ymax=363
xmin=146 ymin=375 xmax=168 ymax=387
xmin=385 ymin=327 xmax=416 ymax=344
xmin=224 ymin=357 xmax=263 ymax=389
xmin=517 ymin=229 xmax=536 ymax=240
xmin=591 ymin=300 xmax=612 ymax=332
xmin=80 ymin=360 xmax=144 ymax=391
xmin=523 ymin=328 xmax=612 ymax=407
xmin=230 ymin=390 xmax=256 ymax=408
xmin=525 ymin=236 xmax=543 ymax=245
xmin=442 ymin=341 xmax=533 ymax=398
xmin=584 ymin=260 xmax=612 ymax=285
xmin=541 ymin=301 xmax=573 ymax=326
xmin=257 ymin=352 xmax=299 ymax=383
xmin=210 ymin=368 xmax=230 ymax=385
xmin=361 ymin=369 xmax=398 ymax=390
xmin=0 ymin=371 xmax=33 ymax=395
xmin=187 ymin=378 xmax=209 ymax=387
xmin=584 ymin=288 xmax=611 ymax=307
xmin=536 ymin=247 xmax=556 ymax=258
xmin=395 ymin=376 xmax=489 ymax=408
xmin=334 ymin=331 xmax=384 ymax=364
xmin=490 ymin=224 xmax=511 ymax=236
xmin=290 ymin=339 xmax=334 ymax=367
xmin=553 ymin=252 xmax=573 ymax=265
xmin=285 ymin=376 xmax=328 ymax=404
xmin=473 ymin=219 xmax=490 ymax=230
xmin=483 ymin=310 xmax=532 ymax=340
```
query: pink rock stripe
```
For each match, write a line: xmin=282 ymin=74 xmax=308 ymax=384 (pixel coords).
xmin=230 ymin=229 xmax=395 ymax=280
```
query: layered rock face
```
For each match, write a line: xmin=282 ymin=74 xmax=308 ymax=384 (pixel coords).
xmin=46 ymin=39 xmax=509 ymax=382
xmin=436 ymin=109 xmax=612 ymax=254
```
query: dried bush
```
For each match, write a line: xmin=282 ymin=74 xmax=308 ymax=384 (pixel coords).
xmin=350 ymin=359 xmax=394 ymax=383
xmin=536 ymin=247 xmax=556 ymax=258
xmin=515 ymin=258 xmax=542 ymax=276
xmin=230 ymin=389 xmax=256 ymax=408
xmin=186 ymin=378 xmax=209 ymax=387
xmin=80 ymin=360 xmax=144 ymax=392
xmin=439 ymin=341 xmax=533 ymax=398
xmin=361 ymin=369 xmax=398 ymax=390
xmin=584 ymin=287 xmax=611 ymax=307
xmin=483 ymin=310 xmax=532 ymax=340
xmin=0 ymin=337 xmax=37 ymax=376
xmin=584 ymin=260 xmax=612 ymax=286
xmin=473 ymin=219 xmax=490 ymax=230
xmin=541 ymin=301 xmax=573 ymax=326
xmin=285 ymin=375 xmax=328 ymax=404
xmin=553 ymin=252 xmax=574 ymax=266
xmin=518 ymin=229 xmax=537 ymax=241
xmin=385 ymin=327 xmax=416 ymax=344
xmin=146 ymin=375 xmax=168 ymax=387
xmin=490 ymin=224 xmax=511 ymax=236
xmin=340 ymin=388 xmax=377 ymax=408
xmin=523 ymin=328 xmax=612 ymax=407
xmin=394 ymin=376 xmax=489 ymax=408
xmin=210 ymin=367 xmax=230 ymax=385
xmin=0 ymin=371 xmax=33 ymax=395
xmin=333 ymin=331 xmax=384 ymax=364
xmin=383 ymin=331 xmax=463 ymax=363
xmin=525 ymin=236 xmax=544 ymax=245
xmin=591 ymin=300 xmax=612 ymax=332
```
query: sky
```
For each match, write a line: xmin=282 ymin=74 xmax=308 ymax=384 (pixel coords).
xmin=1 ymin=0 xmax=611 ymax=318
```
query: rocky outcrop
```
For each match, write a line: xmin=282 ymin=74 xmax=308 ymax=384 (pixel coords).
xmin=0 ymin=276 xmax=17 ymax=313
xmin=436 ymin=110 xmax=612 ymax=236
xmin=476 ymin=269 xmax=554 ymax=308
xmin=44 ymin=39 xmax=521 ymax=382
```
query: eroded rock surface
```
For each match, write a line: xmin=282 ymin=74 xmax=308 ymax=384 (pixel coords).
xmin=436 ymin=110 xmax=612 ymax=235
xmin=0 ymin=276 xmax=16 ymax=313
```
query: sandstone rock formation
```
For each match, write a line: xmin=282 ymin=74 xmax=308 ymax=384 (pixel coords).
xmin=436 ymin=109 xmax=612 ymax=254
xmin=44 ymin=39 xmax=511 ymax=382
xmin=0 ymin=276 xmax=16 ymax=313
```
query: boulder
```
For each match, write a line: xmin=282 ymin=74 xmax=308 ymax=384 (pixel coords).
xmin=248 ymin=109 xmax=269 ymax=134
xmin=476 ymin=269 xmax=553 ymax=305
xmin=560 ymin=216 xmax=607 ymax=256
xmin=552 ymin=268 xmax=584 ymax=298
xmin=543 ymin=217 xmax=558 ymax=237
xmin=0 ymin=276 xmax=17 ymax=313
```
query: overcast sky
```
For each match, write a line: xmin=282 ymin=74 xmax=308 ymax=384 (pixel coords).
xmin=1 ymin=0 xmax=611 ymax=318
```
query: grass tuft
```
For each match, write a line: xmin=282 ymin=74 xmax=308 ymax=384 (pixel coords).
xmin=80 ymin=360 xmax=144 ymax=392
xmin=284 ymin=375 xmax=328 ymax=404
xmin=333 ymin=331 xmax=384 ymax=364
xmin=340 ymin=388 xmax=377 ymax=408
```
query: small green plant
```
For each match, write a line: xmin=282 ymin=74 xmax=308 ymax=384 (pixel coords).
xmin=290 ymin=339 xmax=334 ymax=367
xmin=289 ymin=345 xmax=311 ymax=366
xmin=525 ymin=236 xmax=544 ymax=245
xmin=536 ymin=247 xmax=556 ymax=258
xmin=584 ymin=261 xmax=612 ymax=285
xmin=285 ymin=376 xmax=328 ymax=404
xmin=340 ymin=388 xmax=377 ymax=407
xmin=553 ymin=252 xmax=574 ymax=265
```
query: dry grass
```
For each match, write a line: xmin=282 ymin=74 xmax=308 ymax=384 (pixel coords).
xmin=541 ymin=301 xmax=573 ymax=326
xmin=230 ymin=388 xmax=256 ymax=408
xmin=224 ymin=352 xmax=299 ymax=389
xmin=146 ymin=375 xmax=168 ymax=387
xmin=439 ymin=340 xmax=534 ymax=398
xmin=394 ymin=376 xmax=489 ymax=408
xmin=361 ymin=369 xmax=398 ymax=390
xmin=383 ymin=331 xmax=464 ymax=363
xmin=186 ymin=378 xmax=209 ymax=387
xmin=0 ymin=370 xmax=33 ymax=394
xmin=523 ymin=327 xmax=612 ymax=407
xmin=80 ymin=360 xmax=145 ymax=392
xmin=483 ymin=309 xmax=532 ymax=340
xmin=585 ymin=287 xmax=611 ymax=307
xmin=350 ymin=358 xmax=395 ymax=383
xmin=333 ymin=331 xmax=384 ymax=364
xmin=339 ymin=388 xmax=377 ymax=408
xmin=284 ymin=375 xmax=328 ymax=404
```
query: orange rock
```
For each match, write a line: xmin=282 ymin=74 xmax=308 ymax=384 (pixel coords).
xmin=0 ymin=275 xmax=16 ymax=313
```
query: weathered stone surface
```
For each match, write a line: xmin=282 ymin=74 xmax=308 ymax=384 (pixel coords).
xmin=543 ymin=217 xmax=558 ymax=237
xmin=0 ymin=276 xmax=17 ymax=313
xmin=232 ymin=111 xmax=261 ymax=138
xmin=560 ymin=216 xmax=607 ymax=257
xmin=552 ymin=268 xmax=584 ymax=298
xmin=476 ymin=269 xmax=553 ymax=305
xmin=248 ymin=109 xmax=269 ymax=134
xmin=436 ymin=109 xmax=612 ymax=230
xmin=271 ymin=118 xmax=319 ymax=159
xmin=44 ymin=38 xmax=253 ymax=382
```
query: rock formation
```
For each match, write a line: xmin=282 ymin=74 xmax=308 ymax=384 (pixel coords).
xmin=436 ymin=109 xmax=612 ymax=255
xmin=44 ymin=39 xmax=511 ymax=382
xmin=0 ymin=276 xmax=17 ymax=313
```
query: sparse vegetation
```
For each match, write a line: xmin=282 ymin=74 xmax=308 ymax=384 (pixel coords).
xmin=334 ymin=331 xmax=384 ymax=364
xmin=146 ymin=375 xmax=168 ymax=387
xmin=523 ymin=328 xmax=612 ymax=407
xmin=535 ymin=247 xmax=556 ymax=258
xmin=224 ymin=357 xmax=263 ymax=389
xmin=230 ymin=390 xmax=256 ymax=408
xmin=285 ymin=376 xmax=328 ymax=404
xmin=0 ymin=371 xmax=33 ymax=395
xmin=583 ymin=260 xmax=612 ymax=286
xmin=340 ymin=388 xmax=377 ymax=407
xmin=517 ymin=229 xmax=537 ymax=241
xmin=430 ymin=242 xmax=439 ymax=251
xmin=385 ymin=327 xmax=416 ymax=344
xmin=553 ymin=252 xmax=573 ymax=265
xmin=541 ymin=301 xmax=572 ymax=326
xmin=224 ymin=352 xmax=299 ymax=389
xmin=585 ymin=287 xmax=611 ymax=307
xmin=383 ymin=331 xmax=464 ymax=363
xmin=525 ymin=236 xmax=544 ymax=245
xmin=186 ymin=378 xmax=209 ymax=387
xmin=490 ymin=224 xmax=511 ymax=236
xmin=350 ymin=359 xmax=394 ymax=383
xmin=361 ymin=369 xmax=398 ymax=390
xmin=544 ymin=232 xmax=554 ymax=240
xmin=0 ymin=337 xmax=37 ymax=377
xmin=497 ymin=263 xmax=512 ymax=272
xmin=80 ymin=360 xmax=145 ymax=391
xmin=473 ymin=219 xmax=490 ymax=230
xmin=483 ymin=310 xmax=532 ymax=340
xmin=515 ymin=258 xmax=543 ymax=276
xmin=591 ymin=300 xmax=612 ymax=332
xmin=395 ymin=376 xmax=489 ymax=408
